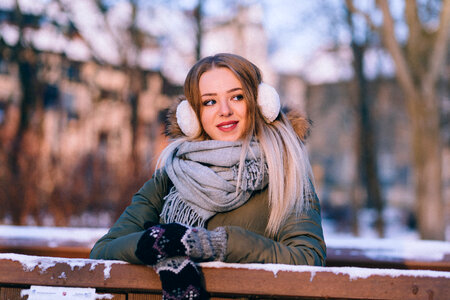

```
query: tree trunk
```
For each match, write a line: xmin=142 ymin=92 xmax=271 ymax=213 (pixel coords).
xmin=194 ymin=0 xmax=204 ymax=61
xmin=374 ymin=0 xmax=449 ymax=240
xmin=354 ymin=52 xmax=384 ymax=238
xmin=411 ymin=96 xmax=444 ymax=239
xmin=345 ymin=3 xmax=385 ymax=237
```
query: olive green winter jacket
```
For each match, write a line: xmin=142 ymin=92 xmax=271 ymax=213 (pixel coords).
xmin=90 ymin=169 xmax=326 ymax=266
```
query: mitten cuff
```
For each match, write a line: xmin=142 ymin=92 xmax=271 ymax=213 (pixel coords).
xmin=155 ymin=257 xmax=208 ymax=300
xmin=154 ymin=256 xmax=196 ymax=275
xmin=183 ymin=226 xmax=227 ymax=262
xmin=209 ymin=227 xmax=227 ymax=261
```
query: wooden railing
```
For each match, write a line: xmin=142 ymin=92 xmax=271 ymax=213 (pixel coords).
xmin=1 ymin=253 xmax=449 ymax=300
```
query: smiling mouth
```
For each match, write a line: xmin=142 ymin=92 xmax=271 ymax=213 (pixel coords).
xmin=217 ymin=121 xmax=238 ymax=131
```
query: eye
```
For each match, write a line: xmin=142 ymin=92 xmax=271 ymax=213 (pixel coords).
xmin=202 ymin=99 xmax=216 ymax=106
xmin=231 ymin=94 xmax=244 ymax=101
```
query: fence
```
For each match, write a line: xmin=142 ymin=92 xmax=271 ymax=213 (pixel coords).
xmin=1 ymin=253 xmax=449 ymax=299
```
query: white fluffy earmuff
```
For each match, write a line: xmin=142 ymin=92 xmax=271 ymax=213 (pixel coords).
xmin=257 ymin=83 xmax=280 ymax=123
xmin=176 ymin=100 xmax=201 ymax=138
xmin=176 ymin=83 xmax=281 ymax=137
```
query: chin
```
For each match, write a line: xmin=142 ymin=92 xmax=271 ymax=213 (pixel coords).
xmin=213 ymin=134 xmax=241 ymax=142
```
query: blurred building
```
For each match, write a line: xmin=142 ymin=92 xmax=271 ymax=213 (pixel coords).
xmin=0 ymin=1 xmax=448 ymax=234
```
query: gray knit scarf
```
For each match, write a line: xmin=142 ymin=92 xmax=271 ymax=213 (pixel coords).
xmin=161 ymin=140 xmax=268 ymax=227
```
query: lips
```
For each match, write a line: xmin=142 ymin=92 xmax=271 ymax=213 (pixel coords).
xmin=216 ymin=121 xmax=239 ymax=131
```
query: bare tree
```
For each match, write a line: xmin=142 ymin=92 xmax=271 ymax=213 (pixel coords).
xmin=345 ymin=0 xmax=385 ymax=237
xmin=4 ymin=1 xmax=44 ymax=224
xmin=347 ymin=0 xmax=450 ymax=239
xmin=193 ymin=0 xmax=205 ymax=60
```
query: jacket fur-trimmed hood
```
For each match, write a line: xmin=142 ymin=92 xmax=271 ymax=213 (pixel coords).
xmin=164 ymin=100 xmax=312 ymax=143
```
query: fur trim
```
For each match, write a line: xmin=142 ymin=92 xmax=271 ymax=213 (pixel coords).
xmin=165 ymin=100 xmax=311 ymax=142
xmin=286 ymin=109 xmax=312 ymax=142
xmin=165 ymin=99 xmax=185 ymax=138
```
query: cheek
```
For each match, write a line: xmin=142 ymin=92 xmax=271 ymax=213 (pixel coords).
xmin=238 ymin=102 xmax=249 ymax=118
xmin=239 ymin=103 xmax=251 ymax=132
xmin=200 ymin=109 xmax=212 ymax=129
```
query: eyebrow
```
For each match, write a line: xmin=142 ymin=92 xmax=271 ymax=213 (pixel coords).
xmin=201 ymin=87 xmax=242 ymax=97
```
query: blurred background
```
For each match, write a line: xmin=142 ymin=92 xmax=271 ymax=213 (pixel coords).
xmin=0 ymin=0 xmax=448 ymax=241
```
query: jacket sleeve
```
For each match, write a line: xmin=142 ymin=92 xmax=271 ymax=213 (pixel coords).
xmin=223 ymin=190 xmax=326 ymax=266
xmin=89 ymin=169 xmax=170 ymax=264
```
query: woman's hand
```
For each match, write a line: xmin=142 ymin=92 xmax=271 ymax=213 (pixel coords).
xmin=135 ymin=222 xmax=227 ymax=265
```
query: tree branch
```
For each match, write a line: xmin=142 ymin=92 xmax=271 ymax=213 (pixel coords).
xmin=405 ymin=0 xmax=422 ymax=47
xmin=422 ymin=0 xmax=450 ymax=97
xmin=375 ymin=0 xmax=417 ymax=98
xmin=345 ymin=0 xmax=380 ymax=33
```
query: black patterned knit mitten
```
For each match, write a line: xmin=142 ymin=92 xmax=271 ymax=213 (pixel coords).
xmin=155 ymin=257 xmax=208 ymax=300
xmin=135 ymin=223 xmax=227 ymax=266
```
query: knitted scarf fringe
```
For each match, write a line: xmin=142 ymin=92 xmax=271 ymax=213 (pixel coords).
xmin=162 ymin=186 xmax=206 ymax=227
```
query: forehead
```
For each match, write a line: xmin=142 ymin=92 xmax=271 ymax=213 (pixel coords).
xmin=199 ymin=67 xmax=242 ymax=94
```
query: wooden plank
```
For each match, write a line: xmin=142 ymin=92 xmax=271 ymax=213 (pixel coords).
xmin=210 ymin=298 xmax=247 ymax=300
xmin=202 ymin=265 xmax=450 ymax=299
xmin=0 ymin=256 xmax=161 ymax=291
xmin=128 ymin=294 xmax=161 ymax=300
xmin=0 ymin=255 xmax=449 ymax=299
xmin=0 ymin=287 xmax=25 ymax=300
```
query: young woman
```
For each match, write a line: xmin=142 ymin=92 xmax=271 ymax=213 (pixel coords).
xmin=90 ymin=53 xmax=326 ymax=300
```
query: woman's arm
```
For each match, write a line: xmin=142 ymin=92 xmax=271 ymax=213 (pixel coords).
xmin=223 ymin=191 xmax=326 ymax=266
xmin=89 ymin=169 xmax=170 ymax=263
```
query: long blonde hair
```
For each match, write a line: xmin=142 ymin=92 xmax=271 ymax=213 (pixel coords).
xmin=159 ymin=53 xmax=314 ymax=237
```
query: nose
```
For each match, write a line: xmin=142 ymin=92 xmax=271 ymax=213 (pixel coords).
xmin=219 ymin=99 xmax=233 ymax=117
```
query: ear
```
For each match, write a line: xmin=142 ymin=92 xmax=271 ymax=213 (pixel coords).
xmin=286 ymin=109 xmax=312 ymax=142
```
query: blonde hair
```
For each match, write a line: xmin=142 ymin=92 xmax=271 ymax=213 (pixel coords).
xmin=159 ymin=53 xmax=314 ymax=238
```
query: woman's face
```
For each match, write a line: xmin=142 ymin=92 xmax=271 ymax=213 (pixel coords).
xmin=199 ymin=67 xmax=248 ymax=141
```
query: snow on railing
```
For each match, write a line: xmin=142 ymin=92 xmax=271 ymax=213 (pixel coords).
xmin=1 ymin=253 xmax=449 ymax=299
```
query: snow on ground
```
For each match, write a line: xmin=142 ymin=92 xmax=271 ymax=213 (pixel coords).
xmin=325 ymin=236 xmax=450 ymax=262
xmin=0 ymin=225 xmax=108 ymax=248
xmin=322 ymin=215 xmax=450 ymax=262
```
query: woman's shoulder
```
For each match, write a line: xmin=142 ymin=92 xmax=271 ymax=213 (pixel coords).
xmin=153 ymin=167 xmax=169 ymax=179
xmin=136 ymin=168 xmax=172 ymax=199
